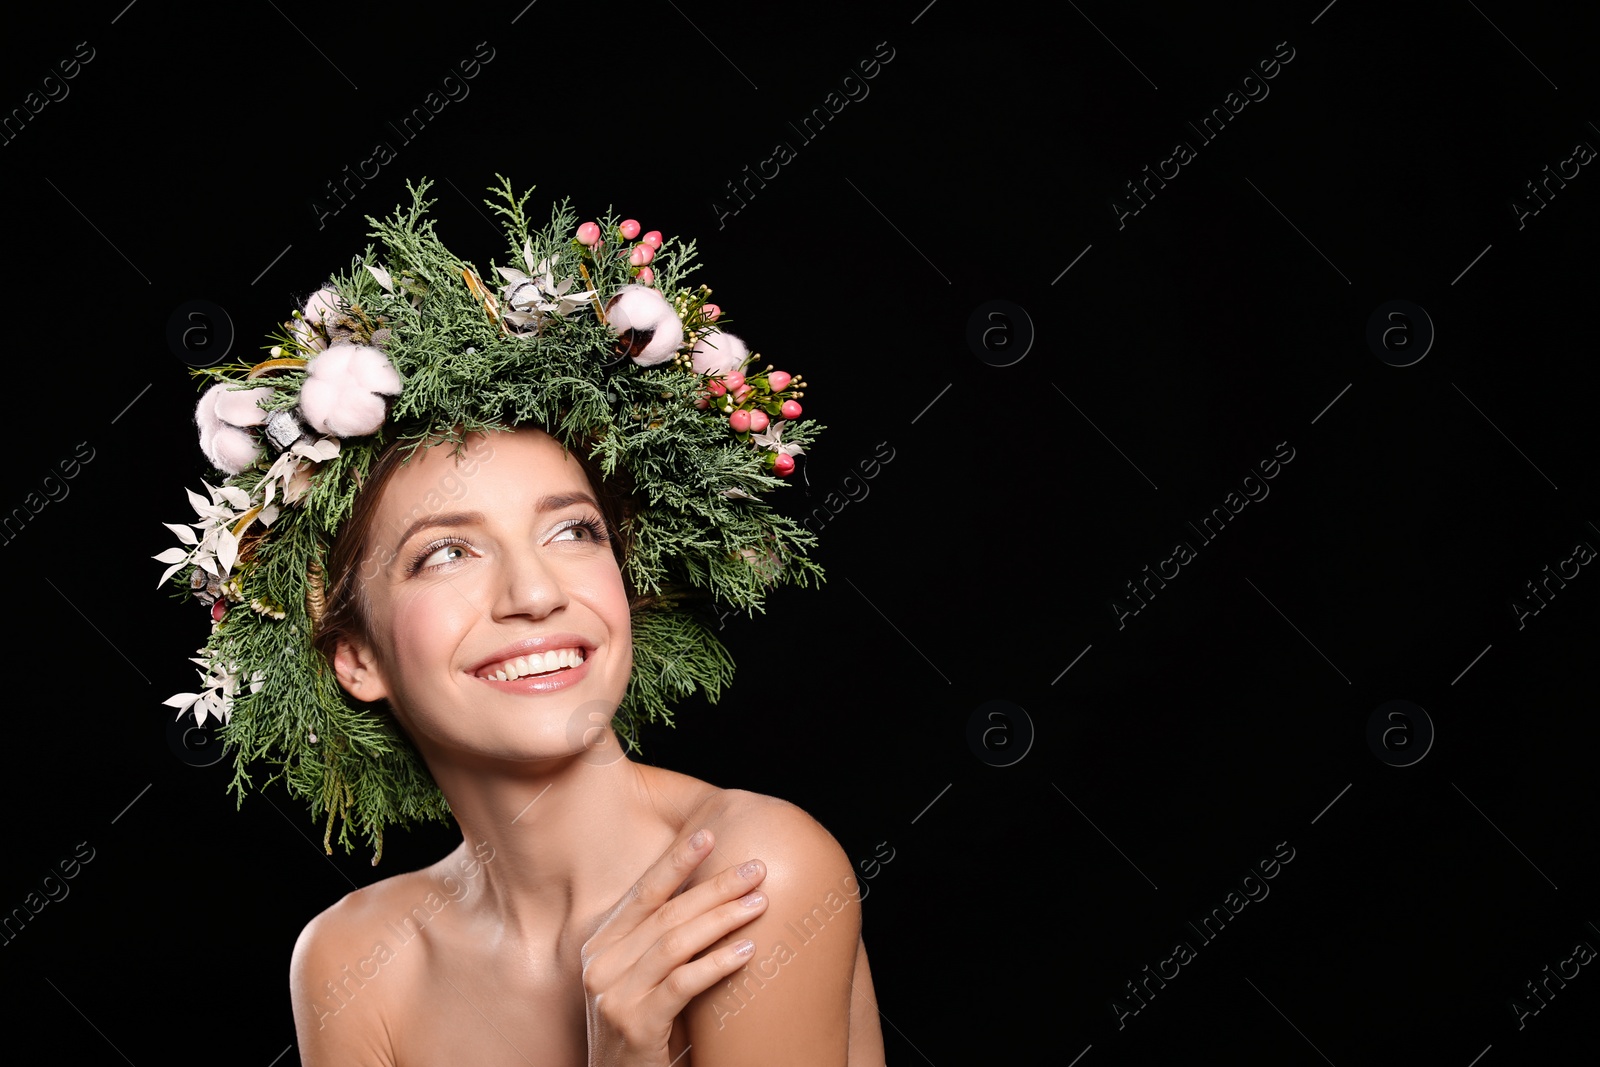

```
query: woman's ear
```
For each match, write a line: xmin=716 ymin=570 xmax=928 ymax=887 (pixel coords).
xmin=333 ymin=636 xmax=390 ymax=703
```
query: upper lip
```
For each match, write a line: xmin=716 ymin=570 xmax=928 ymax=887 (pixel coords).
xmin=466 ymin=635 xmax=595 ymax=676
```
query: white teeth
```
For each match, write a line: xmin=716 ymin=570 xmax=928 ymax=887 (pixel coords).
xmin=479 ymin=648 xmax=586 ymax=680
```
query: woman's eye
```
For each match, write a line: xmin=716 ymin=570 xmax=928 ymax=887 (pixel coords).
xmin=419 ymin=542 xmax=468 ymax=569
xmin=554 ymin=518 xmax=607 ymax=543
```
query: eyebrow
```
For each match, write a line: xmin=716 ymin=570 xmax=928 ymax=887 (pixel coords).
xmin=385 ymin=493 xmax=602 ymax=568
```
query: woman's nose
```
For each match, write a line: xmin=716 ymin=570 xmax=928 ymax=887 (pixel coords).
xmin=490 ymin=547 xmax=569 ymax=620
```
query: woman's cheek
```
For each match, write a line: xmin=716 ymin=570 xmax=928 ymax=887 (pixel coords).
xmin=389 ymin=579 xmax=481 ymax=662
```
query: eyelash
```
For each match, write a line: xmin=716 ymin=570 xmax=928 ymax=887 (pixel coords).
xmin=404 ymin=516 xmax=611 ymax=576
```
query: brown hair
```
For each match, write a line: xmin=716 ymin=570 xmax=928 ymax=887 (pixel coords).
xmin=310 ymin=429 xmax=637 ymax=672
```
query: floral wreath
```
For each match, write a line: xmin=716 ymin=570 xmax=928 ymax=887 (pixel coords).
xmin=155 ymin=178 xmax=821 ymax=862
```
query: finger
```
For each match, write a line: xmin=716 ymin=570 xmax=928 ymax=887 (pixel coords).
xmin=609 ymin=857 xmax=767 ymax=965
xmin=603 ymin=826 xmax=718 ymax=936
xmin=658 ymin=858 xmax=767 ymax=929
xmin=637 ymin=895 xmax=770 ymax=1010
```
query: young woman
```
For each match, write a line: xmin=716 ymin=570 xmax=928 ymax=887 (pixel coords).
xmin=289 ymin=427 xmax=885 ymax=1065
xmin=158 ymin=181 xmax=883 ymax=1065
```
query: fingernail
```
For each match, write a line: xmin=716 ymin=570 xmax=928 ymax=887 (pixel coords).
xmin=738 ymin=860 xmax=761 ymax=880
xmin=733 ymin=939 xmax=755 ymax=956
xmin=741 ymin=891 xmax=765 ymax=907
xmin=689 ymin=830 xmax=708 ymax=850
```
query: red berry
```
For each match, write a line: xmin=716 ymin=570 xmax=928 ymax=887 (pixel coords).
xmin=576 ymin=222 xmax=601 ymax=246
xmin=748 ymin=409 xmax=770 ymax=432
xmin=766 ymin=370 xmax=792 ymax=392
xmin=729 ymin=410 xmax=751 ymax=433
xmin=619 ymin=219 xmax=641 ymax=239
xmin=773 ymin=453 xmax=796 ymax=476
xmin=780 ymin=399 xmax=802 ymax=419
xmin=211 ymin=600 xmax=227 ymax=623
xmin=642 ymin=230 xmax=663 ymax=249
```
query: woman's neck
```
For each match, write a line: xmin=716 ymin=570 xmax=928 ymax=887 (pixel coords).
xmin=421 ymin=743 xmax=699 ymax=940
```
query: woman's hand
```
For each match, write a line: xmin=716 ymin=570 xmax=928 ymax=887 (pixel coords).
xmin=582 ymin=827 xmax=769 ymax=1067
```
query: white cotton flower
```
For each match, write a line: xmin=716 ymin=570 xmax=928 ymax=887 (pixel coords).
xmin=214 ymin=385 xmax=273 ymax=427
xmin=196 ymin=383 xmax=265 ymax=475
xmin=302 ymin=285 xmax=341 ymax=325
xmin=299 ymin=343 xmax=402 ymax=438
xmin=690 ymin=329 xmax=749 ymax=376
xmin=606 ymin=284 xmax=684 ymax=366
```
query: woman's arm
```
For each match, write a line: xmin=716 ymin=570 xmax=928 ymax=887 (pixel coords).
xmin=680 ymin=795 xmax=868 ymax=1066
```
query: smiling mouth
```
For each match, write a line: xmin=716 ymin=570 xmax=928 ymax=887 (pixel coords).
xmin=474 ymin=648 xmax=587 ymax=681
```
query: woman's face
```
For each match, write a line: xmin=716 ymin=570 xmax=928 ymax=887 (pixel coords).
xmin=333 ymin=428 xmax=632 ymax=762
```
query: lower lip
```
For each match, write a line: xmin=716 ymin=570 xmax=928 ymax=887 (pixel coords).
xmin=470 ymin=655 xmax=591 ymax=694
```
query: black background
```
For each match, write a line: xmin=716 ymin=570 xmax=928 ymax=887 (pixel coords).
xmin=2 ymin=1 xmax=1598 ymax=1063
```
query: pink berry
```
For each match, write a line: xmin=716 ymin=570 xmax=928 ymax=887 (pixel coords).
xmin=729 ymin=410 xmax=751 ymax=433
xmin=781 ymin=399 xmax=802 ymax=419
xmin=211 ymin=599 xmax=227 ymax=623
xmin=642 ymin=230 xmax=663 ymax=249
xmin=722 ymin=370 xmax=746 ymax=391
xmin=702 ymin=303 xmax=722 ymax=321
xmin=619 ymin=219 xmax=641 ymax=239
xmin=773 ymin=453 xmax=796 ymax=476
xmin=708 ymin=380 xmax=727 ymax=397
xmin=630 ymin=244 xmax=655 ymax=266
xmin=733 ymin=384 xmax=753 ymax=403
xmin=748 ymin=409 xmax=770 ymax=432
xmin=576 ymin=222 xmax=601 ymax=246
xmin=636 ymin=266 xmax=654 ymax=285
xmin=694 ymin=395 xmax=708 ymax=409
xmin=766 ymin=370 xmax=792 ymax=392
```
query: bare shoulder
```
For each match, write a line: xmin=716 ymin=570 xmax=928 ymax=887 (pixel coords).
xmin=679 ymin=788 xmax=868 ymax=1066
xmin=638 ymin=767 xmax=853 ymax=886
xmin=688 ymin=788 xmax=857 ymax=899
xmin=290 ymin=853 xmax=477 ymax=1066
